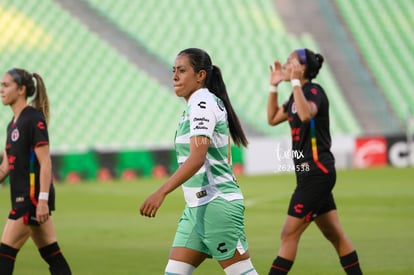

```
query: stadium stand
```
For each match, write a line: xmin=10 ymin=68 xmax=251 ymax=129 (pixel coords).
xmin=0 ymin=0 xmax=183 ymax=153
xmin=81 ymin=0 xmax=362 ymax=137
xmin=0 ymin=0 xmax=184 ymax=179
xmin=4 ymin=0 xmax=410 ymax=179
xmin=335 ymin=0 xmax=414 ymax=123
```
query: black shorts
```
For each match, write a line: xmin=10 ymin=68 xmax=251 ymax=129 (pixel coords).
xmin=9 ymin=189 xmax=56 ymax=226
xmin=287 ymin=168 xmax=337 ymax=222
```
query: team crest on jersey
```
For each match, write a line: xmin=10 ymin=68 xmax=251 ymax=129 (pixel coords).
xmin=291 ymin=102 xmax=297 ymax=114
xmin=11 ymin=128 xmax=19 ymax=142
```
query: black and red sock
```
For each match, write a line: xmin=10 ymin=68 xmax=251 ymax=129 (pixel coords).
xmin=340 ymin=250 xmax=362 ymax=275
xmin=0 ymin=243 xmax=19 ymax=275
xmin=39 ymin=242 xmax=71 ymax=275
xmin=268 ymin=256 xmax=293 ymax=275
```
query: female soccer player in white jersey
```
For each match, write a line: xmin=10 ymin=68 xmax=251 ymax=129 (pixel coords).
xmin=0 ymin=68 xmax=71 ymax=274
xmin=140 ymin=48 xmax=258 ymax=275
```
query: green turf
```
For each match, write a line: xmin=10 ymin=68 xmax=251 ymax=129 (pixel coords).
xmin=0 ymin=167 xmax=413 ymax=274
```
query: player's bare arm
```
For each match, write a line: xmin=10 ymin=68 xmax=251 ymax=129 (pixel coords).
xmin=140 ymin=136 xmax=209 ymax=218
xmin=0 ymin=151 xmax=10 ymax=183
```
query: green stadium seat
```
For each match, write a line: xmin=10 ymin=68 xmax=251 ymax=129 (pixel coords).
xmin=0 ymin=0 xmax=183 ymax=153
xmin=81 ymin=0 xmax=362 ymax=136
xmin=5 ymin=0 xmax=399 ymax=180
xmin=335 ymin=0 xmax=414 ymax=123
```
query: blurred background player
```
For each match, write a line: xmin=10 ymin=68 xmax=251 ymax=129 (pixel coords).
xmin=0 ymin=68 xmax=71 ymax=275
xmin=140 ymin=48 xmax=257 ymax=275
xmin=266 ymin=49 xmax=362 ymax=275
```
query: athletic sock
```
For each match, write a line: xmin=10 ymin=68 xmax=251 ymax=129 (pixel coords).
xmin=340 ymin=250 xmax=362 ymax=275
xmin=268 ymin=256 xmax=293 ymax=275
xmin=39 ymin=242 xmax=72 ymax=275
xmin=0 ymin=243 xmax=19 ymax=275
xmin=224 ymin=259 xmax=258 ymax=275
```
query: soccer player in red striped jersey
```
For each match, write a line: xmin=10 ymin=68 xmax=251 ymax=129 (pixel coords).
xmin=0 ymin=68 xmax=71 ymax=274
xmin=266 ymin=49 xmax=362 ymax=275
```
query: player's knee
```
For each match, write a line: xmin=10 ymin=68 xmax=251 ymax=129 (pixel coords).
xmin=223 ymin=258 xmax=258 ymax=275
xmin=280 ymin=228 xmax=300 ymax=242
xmin=165 ymin=259 xmax=195 ymax=275
xmin=320 ymin=227 xmax=343 ymax=246
xmin=280 ymin=220 xmax=308 ymax=242
xmin=322 ymin=229 xmax=336 ymax=243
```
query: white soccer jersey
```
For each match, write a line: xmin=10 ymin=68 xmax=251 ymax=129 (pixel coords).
xmin=175 ymin=88 xmax=243 ymax=207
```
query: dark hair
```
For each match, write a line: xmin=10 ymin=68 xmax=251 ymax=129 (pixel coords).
xmin=178 ymin=48 xmax=248 ymax=147
xmin=7 ymin=68 xmax=50 ymax=123
xmin=296 ymin=48 xmax=324 ymax=80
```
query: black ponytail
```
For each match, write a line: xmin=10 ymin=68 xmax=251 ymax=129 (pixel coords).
xmin=302 ymin=49 xmax=324 ymax=80
xmin=207 ymin=65 xmax=248 ymax=147
xmin=178 ymin=48 xmax=248 ymax=147
xmin=7 ymin=68 xmax=50 ymax=124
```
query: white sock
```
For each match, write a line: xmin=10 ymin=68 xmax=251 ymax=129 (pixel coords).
xmin=224 ymin=259 xmax=258 ymax=275
xmin=165 ymin=259 xmax=195 ymax=275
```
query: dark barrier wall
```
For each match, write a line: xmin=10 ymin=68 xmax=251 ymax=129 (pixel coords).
xmin=51 ymin=146 xmax=244 ymax=182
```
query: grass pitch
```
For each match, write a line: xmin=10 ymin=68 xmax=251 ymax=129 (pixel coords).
xmin=0 ymin=166 xmax=413 ymax=274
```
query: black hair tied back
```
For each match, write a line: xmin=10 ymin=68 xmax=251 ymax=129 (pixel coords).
xmin=303 ymin=49 xmax=324 ymax=80
xmin=8 ymin=68 xmax=36 ymax=97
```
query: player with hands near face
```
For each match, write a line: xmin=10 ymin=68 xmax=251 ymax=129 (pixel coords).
xmin=266 ymin=49 xmax=363 ymax=275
